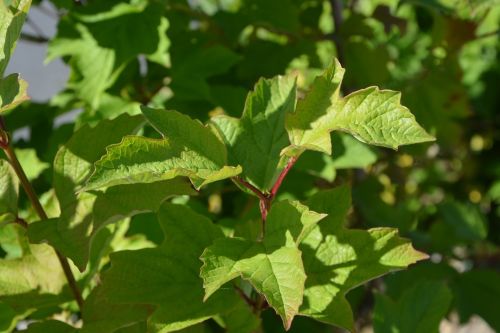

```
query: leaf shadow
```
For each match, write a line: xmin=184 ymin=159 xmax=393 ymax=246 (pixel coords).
xmin=299 ymin=222 xmax=414 ymax=324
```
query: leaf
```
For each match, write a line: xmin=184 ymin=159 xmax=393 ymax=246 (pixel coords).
xmin=0 ymin=243 xmax=66 ymax=295
xmin=329 ymin=87 xmax=436 ymax=149
xmin=171 ymin=45 xmax=241 ymax=100
xmin=438 ymin=200 xmax=488 ymax=242
xmin=294 ymin=133 xmax=378 ymax=183
xmin=25 ymin=320 xmax=77 ymax=333
xmin=330 ymin=133 xmax=378 ymax=169
xmin=0 ymin=301 xmax=21 ymax=332
xmin=0 ymin=74 xmax=29 ymax=113
xmin=27 ymin=114 xmax=146 ymax=270
xmin=219 ymin=298 xmax=261 ymax=333
xmin=0 ymin=241 xmax=68 ymax=315
xmin=284 ymin=59 xmax=434 ymax=156
xmin=47 ymin=2 xmax=165 ymax=107
xmin=353 ymin=176 xmax=415 ymax=231
xmin=210 ymin=75 xmax=296 ymax=192
xmin=373 ymin=281 xmax=452 ymax=333
xmin=452 ymin=269 xmax=500 ymax=331
xmin=0 ymin=0 xmax=31 ymax=75
xmin=14 ymin=148 xmax=49 ymax=181
xmin=284 ymin=59 xmax=344 ymax=156
xmin=201 ymin=200 xmax=326 ymax=329
xmin=80 ymin=286 xmax=152 ymax=333
xmin=0 ymin=159 xmax=18 ymax=224
xmin=298 ymin=186 xmax=428 ymax=332
xmin=91 ymin=178 xmax=196 ymax=231
xmin=242 ymin=0 xmax=300 ymax=33
xmin=84 ymin=107 xmax=241 ymax=192
xmin=99 ymin=203 xmax=243 ymax=332
xmin=402 ymin=63 xmax=469 ymax=147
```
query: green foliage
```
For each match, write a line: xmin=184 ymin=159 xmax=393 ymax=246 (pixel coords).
xmin=0 ymin=74 xmax=28 ymax=113
xmin=201 ymin=200 xmax=324 ymax=328
xmin=0 ymin=0 xmax=498 ymax=332
xmin=373 ymin=281 xmax=452 ymax=333
xmin=0 ymin=0 xmax=31 ymax=75
xmin=210 ymin=75 xmax=297 ymax=192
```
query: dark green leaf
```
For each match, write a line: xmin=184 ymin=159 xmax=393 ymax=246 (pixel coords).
xmin=210 ymin=75 xmax=296 ymax=191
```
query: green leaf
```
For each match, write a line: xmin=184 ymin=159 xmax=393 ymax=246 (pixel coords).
xmin=325 ymin=87 xmax=436 ymax=149
xmin=452 ymin=269 xmax=500 ymax=331
xmin=25 ymin=320 xmax=77 ymax=333
xmin=373 ymin=281 xmax=452 ymax=333
xmin=210 ymin=75 xmax=296 ymax=192
xmin=298 ymin=186 xmax=428 ymax=332
xmin=284 ymin=59 xmax=434 ymax=156
xmin=14 ymin=148 xmax=49 ymax=181
xmin=0 ymin=242 xmax=67 ymax=311
xmin=27 ymin=114 xmax=146 ymax=270
xmin=47 ymin=2 xmax=165 ymax=107
xmin=0 ymin=159 xmax=18 ymax=223
xmin=99 ymin=203 xmax=243 ymax=332
xmin=91 ymin=178 xmax=196 ymax=232
xmin=201 ymin=200 xmax=326 ymax=329
xmin=294 ymin=133 xmax=378 ymax=183
xmin=218 ymin=298 xmax=261 ymax=333
xmin=47 ymin=21 xmax=115 ymax=108
xmin=284 ymin=59 xmax=344 ymax=156
xmin=84 ymin=108 xmax=241 ymax=191
xmin=80 ymin=286 xmax=152 ymax=333
xmin=353 ymin=176 xmax=415 ymax=231
xmin=0 ymin=301 xmax=21 ymax=332
xmin=0 ymin=74 xmax=29 ymax=113
xmin=438 ymin=200 xmax=488 ymax=242
xmin=330 ymin=133 xmax=378 ymax=169
xmin=0 ymin=0 xmax=31 ymax=75
xmin=171 ymin=45 xmax=241 ymax=101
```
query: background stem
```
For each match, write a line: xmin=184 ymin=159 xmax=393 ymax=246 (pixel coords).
xmin=0 ymin=119 xmax=84 ymax=310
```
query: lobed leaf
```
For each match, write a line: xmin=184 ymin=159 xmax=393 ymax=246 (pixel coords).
xmin=84 ymin=107 xmax=241 ymax=192
xmin=298 ymin=186 xmax=428 ymax=331
xmin=284 ymin=59 xmax=434 ymax=156
xmin=210 ymin=75 xmax=296 ymax=192
xmin=27 ymin=114 xmax=150 ymax=270
xmin=373 ymin=281 xmax=452 ymax=333
xmin=99 ymin=203 xmax=245 ymax=332
xmin=0 ymin=240 xmax=68 ymax=316
xmin=201 ymin=200 xmax=325 ymax=329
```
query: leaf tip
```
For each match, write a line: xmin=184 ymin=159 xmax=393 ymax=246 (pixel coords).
xmin=283 ymin=315 xmax=294 ymax=331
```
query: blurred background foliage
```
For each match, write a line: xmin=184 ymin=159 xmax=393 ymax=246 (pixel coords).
xmin=1 ymin=0 xmax=499 ymax=332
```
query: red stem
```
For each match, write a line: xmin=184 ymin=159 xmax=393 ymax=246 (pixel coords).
xmin=233 ymin=156 xmax=299 ymax=236
xmin=270 ymin=156 xmax=298 ymax=198
xmin=234 ymin=177 xmax=268 ymax=201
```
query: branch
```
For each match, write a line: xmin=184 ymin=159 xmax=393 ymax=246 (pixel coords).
xmin=20 ymin=32 xmax=49 ymax=43
xmin=233 ymin=177 xmax=267 ymax=202
xmin=234 ymin=284 xmax=256 ymax=308
xmin=0 ymin=116 xmax=84 ymax=310
xmin=14 ymin=217 xmax=28 ymax=228
xmin=330 ymin=0 xmax=345 ymax=66
xmin=233 ymin=156 xmax=299 ymax=235
xmin=475 ymin=29 xmax=499 ymax=40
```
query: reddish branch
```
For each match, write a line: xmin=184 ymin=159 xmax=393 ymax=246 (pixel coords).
xmin=234 ymin=284 xmax=256 ymax=308
xmin=270 ymin=156 xmax=298 ymax=198
xmin=233 ymin=156 xmax=299 ymax=225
